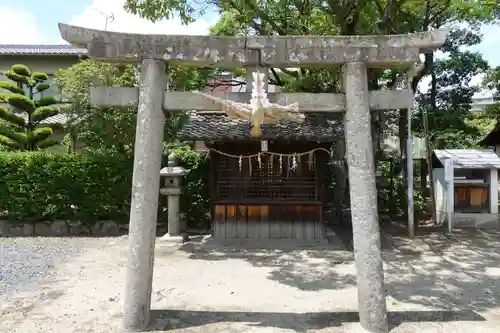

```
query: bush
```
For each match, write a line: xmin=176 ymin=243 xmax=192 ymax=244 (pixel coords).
xmin=0 ymin=148 xmax=209 ymax=229
xmin=169 ymin=146 xmax=210 ymax=229
xmin=0 ymin=151 xmax=133 ymax=226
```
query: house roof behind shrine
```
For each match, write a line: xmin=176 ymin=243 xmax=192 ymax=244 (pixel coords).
xmin=178 ymin=111 xmax=343 ymax=142
xmin=0 ymin=44 xmax=87 ymax=56
xmin=432 ymin=149 xmax=500 ymax=169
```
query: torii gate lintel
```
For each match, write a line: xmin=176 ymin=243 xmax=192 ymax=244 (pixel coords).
xmin=59 ymin=23 xmax=446 ymax=68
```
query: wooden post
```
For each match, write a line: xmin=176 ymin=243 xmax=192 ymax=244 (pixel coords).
xmin=407 ymin=105 xmax=414 ymax=237
xmin=389 ymin=158 xmax=394 ymax=218
xmin=423 ymin=107 xmax=437 ymax=224
xmin=420 ymin=158 xmax=427 ymax=195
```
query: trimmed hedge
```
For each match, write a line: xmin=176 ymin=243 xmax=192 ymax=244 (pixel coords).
xmin=0 ymin=148 xmax=209 ymax=229
xmin=173 ymin=148 xmax=210 ymax=229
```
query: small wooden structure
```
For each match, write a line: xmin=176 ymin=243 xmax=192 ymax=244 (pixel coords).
xmin=179 ymin=111 xmax=342 ymax=240
xmin=432 ymin=149 xmax=500 ymax=229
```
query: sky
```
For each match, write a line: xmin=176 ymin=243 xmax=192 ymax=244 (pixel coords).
xmin=0 ymin=0 xmax=218 ymax=44
xmin=0 ymin=0 xmax=498 ymax=95
xmin=1 ymin=0 xmax=498 ymax=60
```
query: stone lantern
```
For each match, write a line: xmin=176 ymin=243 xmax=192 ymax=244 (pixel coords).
xmin=159 ymin=153 xmax=189 ymax=242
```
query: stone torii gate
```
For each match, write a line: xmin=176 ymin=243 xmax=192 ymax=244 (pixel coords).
xmin=58 ymin=23 xmax=447 ymax=333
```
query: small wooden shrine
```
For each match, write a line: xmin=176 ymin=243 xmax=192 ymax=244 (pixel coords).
xmin=179 ymin=111 xmax=342 ymax=240
xmin=431 ymin=149 xmax=500 ymax=230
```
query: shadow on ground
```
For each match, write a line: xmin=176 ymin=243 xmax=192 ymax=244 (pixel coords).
xmin=147 ymin=309 xmax=485 ymax=331
xmin=177 ymin=236 xmax=356 ymax=291
xmin=384 ymin=227 xmax=500 ymax=315
xmin=175 ymin=225 xmax=500 ymax=321
xmin=335 ymin=223 xmax=500 ymax=316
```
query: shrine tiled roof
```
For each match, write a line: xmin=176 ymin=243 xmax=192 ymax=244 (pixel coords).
xmin=178 ymin=111 xmax=343 ymax=142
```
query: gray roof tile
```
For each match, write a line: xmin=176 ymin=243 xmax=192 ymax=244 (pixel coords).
xmin=0 ymin=44 xmax=87 ymax=56
xmin=432 ymin=149 xmax=500 ymax=169
xmin=0 ymin=103 xmax=68 ymax=125
xmin=179 ymin=111 xmax=343 ymax=141
xmin=16 ymin=112 xmax=67 ymax=125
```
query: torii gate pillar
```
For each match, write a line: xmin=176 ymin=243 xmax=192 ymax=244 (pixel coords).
xmin=344 ymin=62 xmax=387 ymax=332
xmin=123 ymin=59 xmax=167 ymax=330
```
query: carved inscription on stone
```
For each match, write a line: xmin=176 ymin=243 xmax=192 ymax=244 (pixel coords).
xmin=89 ymin=36 xmax=107 ymax=59
xmin=59 ymin=23 xmax=447 ymax=67
xmin=119 ymin=37 xmax=133 ymax=57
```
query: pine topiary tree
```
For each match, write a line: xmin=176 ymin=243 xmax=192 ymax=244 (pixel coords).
xmin=0 ymin=64 xmax=60 ymax=150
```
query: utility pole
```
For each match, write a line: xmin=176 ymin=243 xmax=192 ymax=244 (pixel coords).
xmin=406 ymin=60 xmax=425 ymax=237
xmin=407 ymin=101 xmax=414 ymax=236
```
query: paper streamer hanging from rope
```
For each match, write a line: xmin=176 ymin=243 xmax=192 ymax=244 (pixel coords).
xmin=209 ymin=147 xmax=345 ymax=175
xmin=193 ymin=71 xmax=305 ymax=137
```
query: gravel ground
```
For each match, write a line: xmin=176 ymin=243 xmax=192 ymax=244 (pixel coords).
xmin=1 ymin=229 xmax=500 ymax=333
xmin=0 ymin=238 xmax=81 ymax=305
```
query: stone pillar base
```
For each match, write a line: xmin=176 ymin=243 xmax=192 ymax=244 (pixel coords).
xmin=160 ymin=233 xmax=188 ymax=243
xmin=0 ymin=220 xmax=8 ymax=236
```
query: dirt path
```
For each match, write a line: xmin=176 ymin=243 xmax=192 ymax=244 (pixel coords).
xmin=1 ymin=229 xmax=500 ymax=333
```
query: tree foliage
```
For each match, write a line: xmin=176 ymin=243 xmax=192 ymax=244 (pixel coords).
xmin=123 ymin=0 xmax=499 ymax=102
xmin=54 ymin=59 xmax=234 ymax=155
xmin=484 ymin=65 xmax=500 ymax=101
xmin=479 ymin=65 xmax=500 ymax=134
xmin=414 ymin=27 xmax=490 ymax=149
xmin=0 ymin=64 xmax=61 ymax=151
xmin=54 ymin=60 xmax=138 ymax=155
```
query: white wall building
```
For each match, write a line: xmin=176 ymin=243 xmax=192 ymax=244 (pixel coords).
xmin=432 ymin=149 xmax=500 ymax=230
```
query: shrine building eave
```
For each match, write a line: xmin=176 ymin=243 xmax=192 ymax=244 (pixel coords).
xmin=178 ymin=111 xmax=343 ymax=142
xmin=58 ymin=23 xmax=448 ymax=69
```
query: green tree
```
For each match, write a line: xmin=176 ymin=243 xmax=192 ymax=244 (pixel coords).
xmin=414 ymin=27 xmax=490 ymax=149
xmin=54 ymin=60 xmax=217 ymax=155
xmin=54 ymin=60 xmax=137 ymax=155
xmin=484 ymin=65 xmax=500 ymax=101
xmin=478 ymin=65 xmax=500 ymax=137
xmin=0 ymin=64 xmax=60 ymax=151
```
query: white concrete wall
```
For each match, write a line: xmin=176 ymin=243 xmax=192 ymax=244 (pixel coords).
xmin=470 ymin=95 xmax=495 ymax=112
xmin=0 ymin=55 xmax=79 ymax=75
xmin=433 ymin=168 xmax=448 ymax=224
xmin=489 ymin=169 xmax=498 ymax=214
xmin=0 ymin=55 xmax=80 ymax=101
xmin=452 ymin=213 xmax=500 ymax=228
